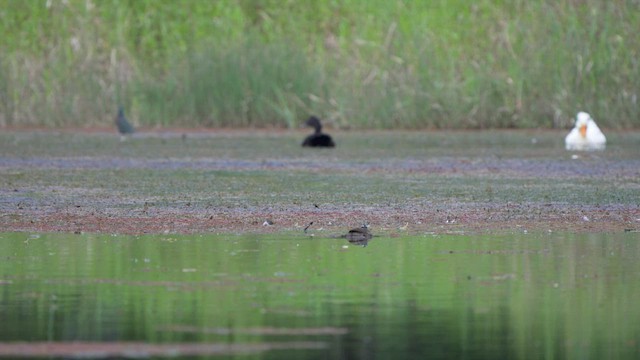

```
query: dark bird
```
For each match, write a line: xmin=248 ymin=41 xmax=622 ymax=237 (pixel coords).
xmin=304 ymin=221 xmax=314 ymax=234
xmin=115 ymin=107 xmax=135 ymax=140
xmin=302 ymin=116 xmax=335 ymax=147
xmin=343 ymin=224 xmax=373 ymax=246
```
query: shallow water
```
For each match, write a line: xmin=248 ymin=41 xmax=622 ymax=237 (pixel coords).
xmin=0 ymin=231 xmax=639 ymax=359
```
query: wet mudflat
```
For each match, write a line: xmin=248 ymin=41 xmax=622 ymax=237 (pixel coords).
xmin=1 ymin=231 xmax=639 ymax=359
xmin=0 ymin=129 xmax=639 ymax=235
xmin=0 ymin=129 xmax=639 ymax=358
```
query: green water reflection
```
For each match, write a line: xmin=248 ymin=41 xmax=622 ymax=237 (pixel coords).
xmin=0 ymin=232 xmax=639 ymax=359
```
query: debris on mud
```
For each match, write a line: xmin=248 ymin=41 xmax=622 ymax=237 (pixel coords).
xmin=1 ymin=129 xmax=639 ymax=235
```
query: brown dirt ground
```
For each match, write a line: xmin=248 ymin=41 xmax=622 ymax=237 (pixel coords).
xmin=1 ymin=128 xmax=639 ymax=236
xmin=3 ymin=202 xmax=638 ymax=236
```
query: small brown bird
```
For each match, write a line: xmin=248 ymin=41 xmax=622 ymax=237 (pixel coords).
xmin=343 ymin=224 xmax=372 ymax=246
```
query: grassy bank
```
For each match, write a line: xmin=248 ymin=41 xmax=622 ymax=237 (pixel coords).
xmin=1 ymin=0 xmax=639 ymax=129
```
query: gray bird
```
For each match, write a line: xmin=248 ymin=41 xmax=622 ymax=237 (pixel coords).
xmin=115 ymin=107 xmax=135 ymax=140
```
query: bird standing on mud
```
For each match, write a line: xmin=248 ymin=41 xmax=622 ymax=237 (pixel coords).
xmin=115 ymin=106 xmax=135 ymax=141
xmin=302 ymin=116 xmax=335 ymax=148
xmin=565 ymin=112 xmax=606 ymax=151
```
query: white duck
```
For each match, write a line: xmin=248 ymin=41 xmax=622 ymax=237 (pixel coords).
xmin=565 ymin=112 xmax=606 ymax=150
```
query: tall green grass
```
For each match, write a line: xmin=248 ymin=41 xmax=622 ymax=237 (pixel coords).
xmin=135 ymin=39 xmax=323 ymax=127
xmin=0 ymin=0 xmax=638 ymax=129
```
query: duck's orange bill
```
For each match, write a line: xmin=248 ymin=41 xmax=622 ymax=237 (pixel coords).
xmin=580 ymin=124 xmax=587 ymax=138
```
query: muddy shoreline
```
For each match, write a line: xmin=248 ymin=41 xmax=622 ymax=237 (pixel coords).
xmin=1 ymin=130 xmax=639 ymax=235
xmin=3 ymin=196 xmax=637 ymax=236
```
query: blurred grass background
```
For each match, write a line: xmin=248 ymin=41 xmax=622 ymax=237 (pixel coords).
xmin=0 ymin=0 xmax=638 ymax=129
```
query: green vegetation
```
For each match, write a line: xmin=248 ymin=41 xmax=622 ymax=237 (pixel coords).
xmin=1 ymin=0 xmax=639 ymax=128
